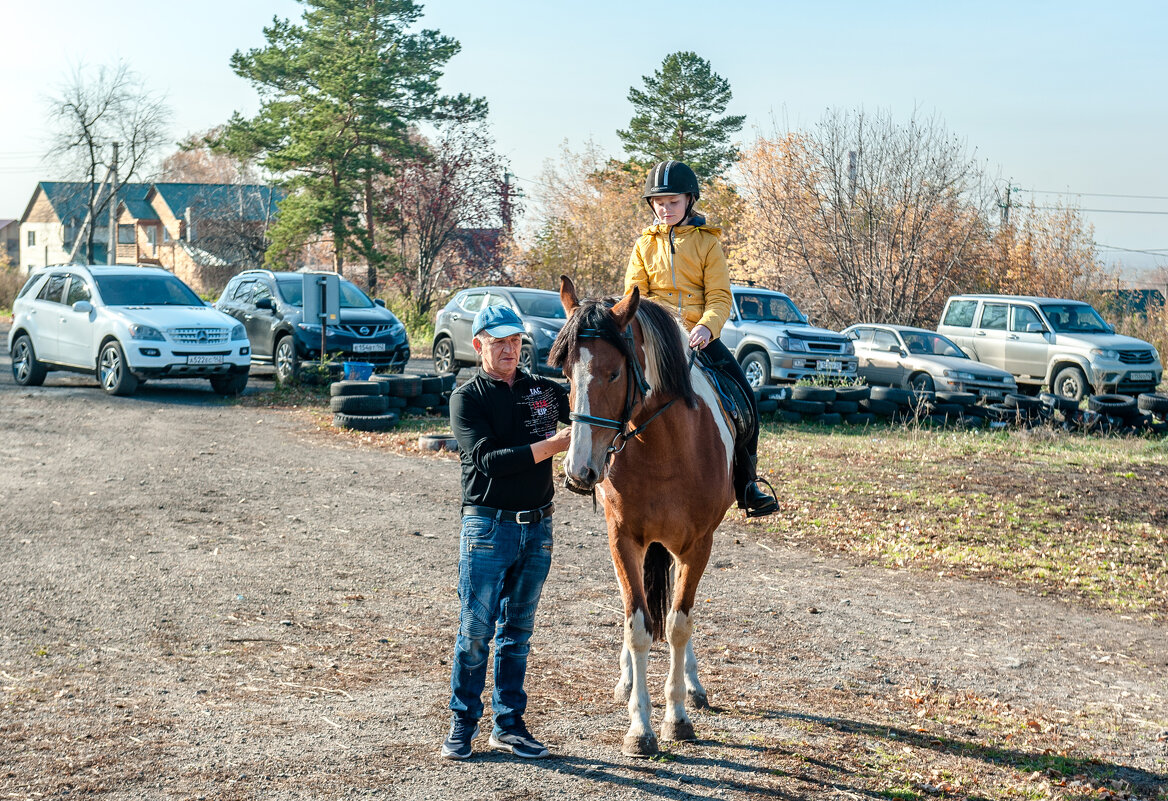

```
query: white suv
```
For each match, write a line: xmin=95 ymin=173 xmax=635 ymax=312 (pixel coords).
xmin=8 ymin=264 xmax=251 ymax=396
xmin=937 ymin=293 xmax=1162 ymax=401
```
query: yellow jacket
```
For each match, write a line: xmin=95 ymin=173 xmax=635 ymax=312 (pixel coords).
xmin=624 ymin=218 xmax=733 ymax=339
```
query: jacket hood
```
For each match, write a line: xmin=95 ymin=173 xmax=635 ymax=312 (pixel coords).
xmin=642 ymin=214 xmax=721 ymax=237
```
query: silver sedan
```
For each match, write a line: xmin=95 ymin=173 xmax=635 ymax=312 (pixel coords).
xmin=842 ymin=323 xmax=1018 ymax=396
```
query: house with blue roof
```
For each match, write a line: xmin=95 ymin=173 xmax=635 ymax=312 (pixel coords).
xmin=20 ymin=181 xmax=283 ymax=293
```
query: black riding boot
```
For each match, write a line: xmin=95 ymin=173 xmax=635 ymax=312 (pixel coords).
xmin=734 ymin=449 xmax=778 ymax=518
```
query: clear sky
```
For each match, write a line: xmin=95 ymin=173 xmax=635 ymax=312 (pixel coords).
xmin=2 ymin=0 xmax=1165 ymax=274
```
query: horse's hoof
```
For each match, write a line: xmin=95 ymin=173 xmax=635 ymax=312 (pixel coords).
xmin=621 ymin=733 xmax=658 ymax=758
xmin=661 ymin=719 xmax=696 ymax=742
xmin=687 ymin=689 xmax=710 ymax=709
xmin=614 ymin=683 xmax=632 ymax=703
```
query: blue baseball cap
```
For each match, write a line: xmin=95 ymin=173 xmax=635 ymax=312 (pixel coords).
xmin=472 ymin=304 xmax=525 ymax=338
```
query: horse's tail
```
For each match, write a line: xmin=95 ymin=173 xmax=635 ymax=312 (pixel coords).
xmin=643 ymin=542 xmax=673 ymax=642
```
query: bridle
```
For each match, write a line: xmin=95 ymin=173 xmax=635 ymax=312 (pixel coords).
xmin=568 ymin=323 xmax=680 ymax=463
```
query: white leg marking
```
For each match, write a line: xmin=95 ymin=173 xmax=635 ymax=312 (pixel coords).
xmin=664 ymin=609 xmax=693 ymax=726
xmin=624 ymin=609 xmax=654 ymax=740
xmin=684 ymin=637 xmax=706 ymax=702
xmin=614 ymin=641 xmax=633 ymax=702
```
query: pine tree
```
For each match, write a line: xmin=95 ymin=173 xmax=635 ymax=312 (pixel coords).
xmin=221 ymin=0 xmax=485 ymax=274
xmin=617 ymin=52 xmax=745 ymax=181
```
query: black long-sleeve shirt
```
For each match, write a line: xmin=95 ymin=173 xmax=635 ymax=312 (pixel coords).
xmin=450 ymin=368 xmax=571 ymax=511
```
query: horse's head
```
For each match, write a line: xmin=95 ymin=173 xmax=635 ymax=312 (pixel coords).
xmin=550 ymin=275 xmax=641 ymax=494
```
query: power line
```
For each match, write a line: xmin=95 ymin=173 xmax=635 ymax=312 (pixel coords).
xmin=1020 ymin=189 xmax=1168 ymax=202
xmin=1096 ymin=243 xmax=1168 ymax=255
xmin=1030 ymin=206 xmax=1168 ymax=216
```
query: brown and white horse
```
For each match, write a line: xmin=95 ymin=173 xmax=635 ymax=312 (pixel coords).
xmin=549 ymin=276 xmax=736 ymax=758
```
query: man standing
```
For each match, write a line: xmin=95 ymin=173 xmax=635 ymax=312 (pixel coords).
xmin=441 ymin=304 xmax=572 ymax=760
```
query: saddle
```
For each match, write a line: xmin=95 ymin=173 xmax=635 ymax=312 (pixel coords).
xmin=693 ymin=350 xmax=755 ymax=447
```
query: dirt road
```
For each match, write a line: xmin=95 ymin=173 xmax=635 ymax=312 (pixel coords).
xmin=1 ymin=339 xmax=1165 ymax=800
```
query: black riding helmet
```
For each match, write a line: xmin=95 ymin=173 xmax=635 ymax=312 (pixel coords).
xmin=643 ymin=160 xmax=699 ymax=222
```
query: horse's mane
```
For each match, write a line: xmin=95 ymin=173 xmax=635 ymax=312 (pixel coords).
xmin=549 ymin=296 xmax=696 ymax=407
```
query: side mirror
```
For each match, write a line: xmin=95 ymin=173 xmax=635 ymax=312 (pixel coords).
xmin=255 ymin=297 xmax=275 ymax=311
xmin=1025 ymin=322 xmax=1046 ymax=334
xmin=72 ymin=300 xmax=93 ymax=313
xmin=885 ymin=344 xmax=903 ymax=353
xmin=374 ymin=298 xmax=386 ymax=308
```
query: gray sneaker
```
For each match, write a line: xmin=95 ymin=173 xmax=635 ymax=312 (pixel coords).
xmin=489 ymin=721 xmax=549 ymax=759
xmin=440 ymin=718 xmax=479 ymax=760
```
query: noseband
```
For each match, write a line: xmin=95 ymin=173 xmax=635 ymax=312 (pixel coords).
xmin=569 ymin=325 xmax=679 ymax=459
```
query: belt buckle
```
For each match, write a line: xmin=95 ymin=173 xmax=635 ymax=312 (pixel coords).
xmin=515 ymin=509 xmax=537 ymax=525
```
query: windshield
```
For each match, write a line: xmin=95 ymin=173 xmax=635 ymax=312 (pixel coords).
xmin=900 ymin=330 xmax=968 ymax=358
xmin=1040 ymin=303 xmax=1110 ymax=333
xmin=93 ymin=274 xmax=204 ymax=306
xmin=277 ymin=277 xmax=375 ymax=309
xmin=735 ymin=292 xmax=805 ymax=324
xmin=511 ymin=291 xmax=566 ymax=319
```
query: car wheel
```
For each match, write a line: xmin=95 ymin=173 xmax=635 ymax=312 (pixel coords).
xmin=519 ymin=342 xmax=537 ymax=374
xmin=740 ymin=351 xmax=770 ymax=389
xmin=274 ymin=335 xmax=299 ymax=384
xmin=210 ymin=372 xmax=249 ymax=396
xmin=908 ymin=372 xmax=935 ymax=393
xmin=1052 ymin=366 xmax=1090 ymax=402
xmin=433 ymin=337 xmax=457 ymax=374
xmin=98 ymin=340 xmax=138 ymax=396
xmin=11 ymin=334 xmax=47 ymax=387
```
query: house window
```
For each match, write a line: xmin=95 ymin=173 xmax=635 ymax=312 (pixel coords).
xmin=27 ymin=230 xmax=35 ymax=246
xmin=146 ymin=225 xmax=159 ymax=256
xmin=118 ymin=224 xmax=135 ymax=245
xmin=163 ymin=226 xmax=171 ymax=242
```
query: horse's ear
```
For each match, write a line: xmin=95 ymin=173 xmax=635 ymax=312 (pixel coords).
xmin=559 ymin=275 xmax=579 ymax=316
xmin=612 ymin=286 xmax=640 ymax=331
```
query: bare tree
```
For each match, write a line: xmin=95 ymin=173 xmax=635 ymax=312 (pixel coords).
xmin=158 ymin=127 xmax=260 ymax=184
xmin=46 ymin=61 xmax=171 ymax=261
xmin=377 ymin=120 xmax=517 ymax=325
xmin=737 ymin=109 xmax=995 ymax=327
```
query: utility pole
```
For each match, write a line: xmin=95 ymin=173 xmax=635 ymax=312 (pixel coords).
xmin=501 ymin=170 xmax=513 ymax=236
xmin=999 ymin=184 xmax=1013 ymax=226
xmin=107 ymin=142 xmax=119 ymax=265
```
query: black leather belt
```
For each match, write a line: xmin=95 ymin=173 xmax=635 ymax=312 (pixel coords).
xmin=461 ymin=502 xmax=555 ymax=525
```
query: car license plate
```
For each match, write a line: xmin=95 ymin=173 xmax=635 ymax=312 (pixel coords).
xmin=353 ymin=343 xmax=386 ymax=353
xmin=816 ymin=359 xmax=843 ymax=371
xmin=1130 ymin=371 xmax=1153 ymax=381
xmin=187 ymin=355 xmax=223 ymax=365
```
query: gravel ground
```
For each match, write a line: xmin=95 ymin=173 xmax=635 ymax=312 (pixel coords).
xmin=1 ymin=329 xmax=1165 ymax=800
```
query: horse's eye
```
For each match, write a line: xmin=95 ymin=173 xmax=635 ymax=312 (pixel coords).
xmin=609 ymin=369 xmax=621 ymax=383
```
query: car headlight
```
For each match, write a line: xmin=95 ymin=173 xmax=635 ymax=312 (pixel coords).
xmin=538 ymin=327 xmax=560 ymax=341
xmin=129 ymin=324 xmax=165 ymax=341
xmin=776 ymin=336 xmax=806 ymax=352
xmin=1090 ymin=348 xmax=1120 ymax=361
xmin=943 ymin=369 xmax=976 ymax=381
xmin=297 ymin=322 xmax=322 ymax=333
xmin=230 ymin=323 xmax=247 ymax=341
xmin=840 ymin=340 xmax=855 ymax=356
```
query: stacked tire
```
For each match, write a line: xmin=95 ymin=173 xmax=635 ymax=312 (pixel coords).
xmin=371 ymin=373 xmax=456 ymax=417
xmin=330 ymin=380 xmax=399 ymax=431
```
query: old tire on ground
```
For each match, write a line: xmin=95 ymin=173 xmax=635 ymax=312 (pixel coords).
xmin=1088 ymin=393 xmax=1138 ymax=420
xmin=756 ymin=398 xmax=779 ymax=414
xmin=1052 ymin=366 xmax=1091 ymax=403
xmin=935 ymin=391 xmax=976 ymax=406
xmin=740 ymin=351 xmax=770 ymax=389
xmin=813 ymin=412 xmax=843 ymax=426
xmin=844 ymin=412 xmax=877 ymax=425
xmin=411 ymin=393 xmax=442 ymax=409
xmin=828 ymin=400 xmax=860 ymax=415
xmin=98 ymin=340 xmax=138 ymax=396
xmin=860 ymin=398 xmax=899 ymax=417
xmin=420 ymin=375 xmax=446 ymax=394
xmin=777 ymin=410 xmax=802 ymax=424
xmin=333 ymin=411 xmax=400 ymax=431
xmin=791 ymin=385 xmax=836 ymax=403
xmin=784 ymin=398 xmax=826 ymax=416
xmin=382 ymin=376 xmax=424 ymax=397
xmin=331 ymin=394 xmax=390 ymax=415
xmin=10 ymin=334 xmax=47 ymax=387
xmin=1137 ymin=392 xmax=1168 ymax=415
xmin=869 ymin=386 xmax=912 ymax=406
xmin=418 ymin=433 xmax=460 ymax=451
xmin=834 ymin=385 xmax=871 ymax=402
xmin=210 ymin=372 xmax=249 ymax=397
xmin=331 ymin=380 xmax=381 ymax=397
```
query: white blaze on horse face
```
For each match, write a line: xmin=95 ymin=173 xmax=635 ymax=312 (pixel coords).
xmin=566 ymin=347 xmax=605 ymax=482
xmin=690 ymin=364 xmax=735 ymax=480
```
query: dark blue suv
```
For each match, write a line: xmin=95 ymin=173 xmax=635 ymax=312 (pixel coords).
xmin=216 ymin=270 xmax=410 ymax=383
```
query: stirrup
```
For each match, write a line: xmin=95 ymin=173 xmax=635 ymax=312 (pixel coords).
xmin=741 ymin=476 xmax=779 ymax=518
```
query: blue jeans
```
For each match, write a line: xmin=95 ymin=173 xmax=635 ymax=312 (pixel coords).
xmin=448 ymin=514 xmax=554 ymax=729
